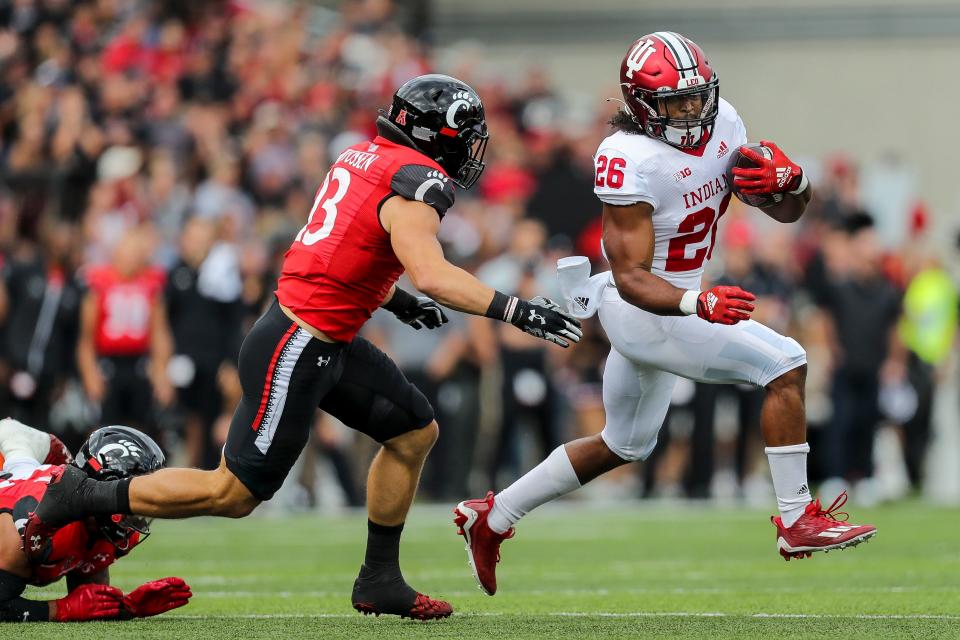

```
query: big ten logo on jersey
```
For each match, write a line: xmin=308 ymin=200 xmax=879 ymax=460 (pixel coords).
xmin=103 ymin=288 xmax=151 ymax=339
xmin=674 ymin=167 xmax=692 ymax=182
xmin=595 ymin=155 xmax=626 ymax=189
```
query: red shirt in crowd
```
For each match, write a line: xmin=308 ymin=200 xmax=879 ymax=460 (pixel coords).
xmin=86 ymin=266 xmax=165 ymax=357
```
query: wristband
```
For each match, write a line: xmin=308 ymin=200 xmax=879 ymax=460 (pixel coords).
xmin=383 ymin=287 xmax=418 ymax=314
xmin=485 ymin=291 xmax=520 ymax=324
xmin=788 ymin=171 xmax=809 ymax=195
xmin=679 ymin=290 xmax=700 ymax=316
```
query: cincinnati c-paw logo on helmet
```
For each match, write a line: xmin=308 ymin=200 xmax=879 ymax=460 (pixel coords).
xmin=446 ymin=91 xmax=475 ymax=129
xmin=99 ymin=439 xmax=144 ymax=461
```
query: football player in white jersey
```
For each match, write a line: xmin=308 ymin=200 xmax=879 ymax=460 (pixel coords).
xmin=454 ymin=31 xmax=877 ymax=596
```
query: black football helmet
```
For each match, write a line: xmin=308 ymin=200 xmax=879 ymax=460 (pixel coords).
xmin=378 ymin=73 xmax=488 ymax=189
xmin=74 ymin=425 xmax=165 ymax=550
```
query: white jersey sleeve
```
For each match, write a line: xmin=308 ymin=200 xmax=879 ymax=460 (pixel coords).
xmin=733 ymin=112 xmax=748 ymax=148
xmin=593 ymin=137 xmax=659 ymax=209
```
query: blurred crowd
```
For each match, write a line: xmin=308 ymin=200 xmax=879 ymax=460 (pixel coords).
xmin=0 ymin=0 xmax=955 ymax=509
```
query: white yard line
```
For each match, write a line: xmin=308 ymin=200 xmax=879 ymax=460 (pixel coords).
xmin=168 ymin=612 xmax=960 ymax=621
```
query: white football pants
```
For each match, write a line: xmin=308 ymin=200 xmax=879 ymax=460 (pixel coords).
xmin=597 ymin=284 xmax=807 ymax=461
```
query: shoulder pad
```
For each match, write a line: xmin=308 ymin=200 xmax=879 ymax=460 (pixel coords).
xmin=594 ymin=139 xmax=659 ymax=209
xmin=391 ymin=164 xmax=456 ymax=216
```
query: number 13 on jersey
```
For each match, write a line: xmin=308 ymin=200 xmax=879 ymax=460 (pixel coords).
xmin=296 ymin=167 xmax=351 ymax=246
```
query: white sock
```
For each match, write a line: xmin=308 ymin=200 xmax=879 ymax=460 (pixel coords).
xmin=487 ymin=445 xmax=581 ymax=534
xmin=765 ymin=443 xmax=812 ymax=527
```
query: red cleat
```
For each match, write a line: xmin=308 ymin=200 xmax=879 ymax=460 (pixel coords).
xmin=353 ymin=592 xmax=452 ymax=620
xmin=406 ymin=593 xmax=453 ymax=620
xmin=772 ymin=491 xmax=877 ymax=561
xmin=453 ymin=492 xmax=514 ymax=596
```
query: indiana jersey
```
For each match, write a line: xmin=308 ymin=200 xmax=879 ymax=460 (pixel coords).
xmin=0 ymin=464 xmax=140 ymax=586
xmin=594 ymin=98 xmax=747 ymax=290
xmin=277 ymin=136 xmax=456 ymax=342
xmin=86 ymin=265 xmax=165 ymax=356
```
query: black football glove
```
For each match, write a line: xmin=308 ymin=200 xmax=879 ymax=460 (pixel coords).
xmin=510 ymin=296 xmax=583 ymax=348
xmin=385 ymin=288 xmax=448 ymax=330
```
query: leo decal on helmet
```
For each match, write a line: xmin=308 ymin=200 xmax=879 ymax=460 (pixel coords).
xmin=618 ymin=31 xmax=720 ymax=150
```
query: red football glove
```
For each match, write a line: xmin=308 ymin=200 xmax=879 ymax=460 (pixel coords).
xmin=123 ymin=577 xmax=192 ymax=618
xmin=54 ymin=583 xmax=123 ymax=622
xmin=697 ymin=286 xmax=756 ymax=325
xmin=43 ymin=434 xmax=73 ymax=465
xmin=731 ymin=140 xmax=803 ymax=195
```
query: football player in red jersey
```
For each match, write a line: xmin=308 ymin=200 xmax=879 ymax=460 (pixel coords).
xmin=454 ymin=32 xmax=875 ymax=596
xmin=0 ymin=419 xmax=191 ymax=622
xmin=77 ymin=227 xmax=175 ymax=429
xmin=24 ymin=74 xmax=582 ymax=620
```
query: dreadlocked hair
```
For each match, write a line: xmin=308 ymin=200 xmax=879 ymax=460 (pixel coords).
xmin=608 ymin=109 xmax=645 ymax=135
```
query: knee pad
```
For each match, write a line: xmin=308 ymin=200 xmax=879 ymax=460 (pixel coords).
xmin=782 ymin=337 xmax=806 ymax=363
xmin=367 ymin=386 xmax=436 ymax=442
xmin=600 ymin=426 xmax=659 ymax=463
xmin=759 ymin=336 xmax=807 ymax=387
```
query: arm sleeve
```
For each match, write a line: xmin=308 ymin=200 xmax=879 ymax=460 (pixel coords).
xmin=593 ymin=149 xmax=659 ymax=209
xmin=390 ymin=164 xmax=456 ymax=216
xmin=0 ymin=571 xmax=50 ymax=622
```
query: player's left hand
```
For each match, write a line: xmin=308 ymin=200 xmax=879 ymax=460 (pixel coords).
xmin=731 ymin=140 xmax=803 ymax=195
xmin=123 ymin=577 xmax=192 ymax=618
xmin=511 ymin=296 xmax=583 ymax=348
xmin=392 ymin=296 xmax=449 ymax=330
xmin=697 ymin=286 xmax=756 ymax=325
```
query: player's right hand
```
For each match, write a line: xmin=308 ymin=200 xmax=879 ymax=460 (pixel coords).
xmin=696 ymin=286 xmax=756 ymax=325
xmin=54 ymin=583 xmax=123 ymax=622
xmin=510 ymin=296 xmax=583 ymax=348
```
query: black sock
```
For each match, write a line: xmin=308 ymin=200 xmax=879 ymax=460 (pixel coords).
xmin=353 ymin=521 xmax=417 ymax=610
xmin=362 ymin=520 xmax=403 ymax=574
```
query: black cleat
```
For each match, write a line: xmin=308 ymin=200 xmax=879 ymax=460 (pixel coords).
xmin=351 ymin=566 xmax=452 ymax=620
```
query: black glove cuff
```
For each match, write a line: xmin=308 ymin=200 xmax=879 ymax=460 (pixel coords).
xmin=383 ymin=287 xmax=419 ymax=314
xmin=485 ymin=291 xmax=522 ymax=324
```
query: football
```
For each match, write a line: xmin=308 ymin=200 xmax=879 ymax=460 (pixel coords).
xmin=728 ymin=142 xmax=784 ymax=208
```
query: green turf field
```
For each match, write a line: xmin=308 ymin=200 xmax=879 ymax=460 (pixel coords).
xmin=13 ymin=500 xmax=960 ymax=639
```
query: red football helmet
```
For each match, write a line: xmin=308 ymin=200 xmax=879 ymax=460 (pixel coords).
xmin=619 ymin=31 xmax=719 ymax=149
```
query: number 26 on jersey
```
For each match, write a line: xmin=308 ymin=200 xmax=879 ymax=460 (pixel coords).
xmin=595 ymin=155 xmax=626 ymax=189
